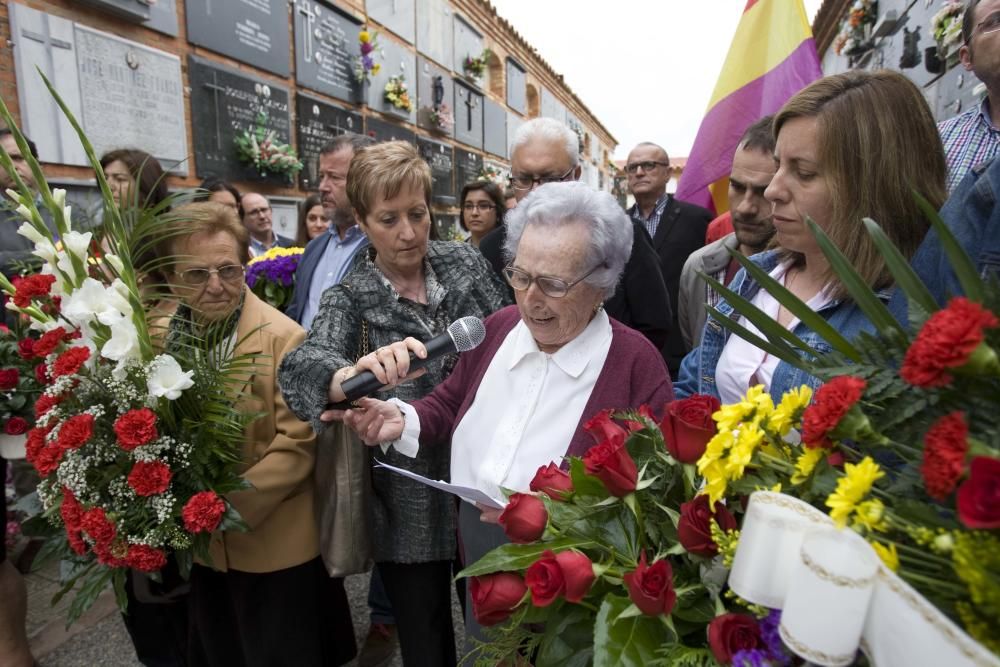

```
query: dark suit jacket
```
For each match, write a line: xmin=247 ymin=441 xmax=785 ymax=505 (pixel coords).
xmin=632 ymin=194 xmax=713 ymax=376
xmin=477 ymin=221 xmax=673 ymax=357
xmin=285 ymin=232 xmax=331 ymax=324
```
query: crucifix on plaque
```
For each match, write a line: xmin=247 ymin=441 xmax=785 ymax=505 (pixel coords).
xmin=463 ymin=89 xmax=479 ymax=132
xmin=298 ymin=1 xmax=317 ymax=62
xmin=202 ymin=73 xmax=226 ymax=153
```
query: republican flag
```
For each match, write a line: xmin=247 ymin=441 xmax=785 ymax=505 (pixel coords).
xmin=676 ymin=0 xmax=823 ymax=214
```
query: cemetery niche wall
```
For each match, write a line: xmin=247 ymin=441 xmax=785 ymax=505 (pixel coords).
xmin=295 ymin=93 xmax=362 ymax=190
xmin=294 ymin=0 xmax=363 ymax=105
xmin=186 ymin=0 xmax=291 ymax=77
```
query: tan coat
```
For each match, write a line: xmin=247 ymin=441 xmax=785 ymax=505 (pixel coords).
xmin=202 ymin=290 xmax=319 ymax=573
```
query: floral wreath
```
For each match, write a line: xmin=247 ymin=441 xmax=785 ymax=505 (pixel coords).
xmin=233 ymin=110 xmax=303 ymax=179
xmin=384 ymin=75 xmax=413 ymax=113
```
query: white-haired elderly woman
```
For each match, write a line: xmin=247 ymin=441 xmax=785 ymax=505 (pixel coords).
xmin=336 ymin=181 xmax=673 ymax=646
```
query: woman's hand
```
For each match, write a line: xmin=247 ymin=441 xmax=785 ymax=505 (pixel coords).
xmin=327 ymin=337 xmax=429 ymax=404
xmin=476 ymin=503 xmax=503 ymax=524
xmin=342 ymin=398 xmax=406 ymax=445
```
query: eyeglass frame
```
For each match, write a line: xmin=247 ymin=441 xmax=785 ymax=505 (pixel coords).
xmin=970 ymin=10 xmax=1000 ymax=40
xmin=502 ymin=262 xmax=605 ymax=298
xmin=462 ymin=202 xmax=497 ymax=212
xmin=176 ymin=264 xmax=246 ymax=286
xmin=624 ymin=161 xmax=669 ymax=174
xmin=507 ymin=165 xmax=577 ymax=191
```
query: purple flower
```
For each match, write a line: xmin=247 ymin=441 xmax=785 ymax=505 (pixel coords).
xmin=362 ymin=54 xmax=374 ymax=69
xmin=361 ymin=42 xmax=374 ymax=55
xmin=732 ymin=649 xmax=770 ymax=667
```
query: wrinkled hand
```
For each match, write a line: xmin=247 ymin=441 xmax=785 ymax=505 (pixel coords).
xmin=342 ymin=398 xmax=405 ymax=446
xmin=327 ymin=337 xmax=428 ymax=404
xmin=476 ymin=502 xmax=503 ymax=524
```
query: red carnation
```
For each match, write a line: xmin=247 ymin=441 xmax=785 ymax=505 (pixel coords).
xmin=182 ymin=491 xmax=226 ymax=533
xmin=12 ymin=273 xmax=56 ymax=308
xmin=582 ymin=432 xmax=638 ymax=497
xmin=470 ymin=572 xmax=528 ymax=626
xmin=127 ymin=461 xmax=172 ymax=497
xmin=800 ymin=376 xmax=867 ymax=448
xmin=583 ymin=409 xmax=628 ymax=443
xmin=34 ymin=363 xmax=49 ymax=385
xmin=529 ymin=463 xmax=573 ymax=501
xmin=57 ymin=414 xmax=94 ymax=451
xmin=921 ymin=412 xmax=969 ymax=500
xmin=124 ymin=544 xmax=167 ymax=572
xmin=901 ymin=297 xmax=1000 ymax=387
xmin=677 ymin=495 xmax=738 ymax=558
xmin=80 ymin=507 xmax=116 ymax=547
xmin=113 ymin=408 xmax=158 ymax=451
xmin=24 ymin=426 xmax=48 ymax=461
xmin=52 ymin=346 xmax=90 ymax=378
xmin=956 ymin=456 xmax=1000 ymax=530
xmin=4 ymin=416 xmax=28 ymax=435
xmin=33 ymin=444 xmax=64 ymax=476
xmin=661 ymin=394 xmax=721 ymax=463
xmin=0 ymin=368 xmax=19 ymax=390
xmin=33 ymin=327 xmax=68 ymax=358
xmin=623 ymin=552 xmax=676 ymax=616
xmin=17 ymin=338 xmax=35 ymax=360
xmin=60 ymin=487 xmax=83 ymax=530
xmin=65 ymin=527 xmax=88 ymax=555
xmin=34 ymin=393 xmax=63 ymax=418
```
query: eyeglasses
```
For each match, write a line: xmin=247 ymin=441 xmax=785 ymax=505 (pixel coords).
xmin=973 ymin=12 xmax=1000 ymax=38
xmin=508 ymin=166 xmax=576 ymax=191
xmin=624 ymin=161 xmax=669 ymax=174
xmin=502 ymin=263 xmax=605 ymax=298
xmin=177 ymin=264 xmax=245 ymax=285
xmin=462 ymin=202 xmax=496 ymax=212
xmin=245 ymin=206 xmax=271 ymax=217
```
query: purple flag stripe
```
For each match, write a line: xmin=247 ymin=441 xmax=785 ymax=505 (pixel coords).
xmin=676 ymin=38 xmax=822 ymax=210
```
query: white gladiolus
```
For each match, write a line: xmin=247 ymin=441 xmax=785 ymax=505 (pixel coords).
xmin=105 ymin=279 xmax=134 ymax=323
xmin=15 ymin=204 xmax=33 ymax=221
xmin=104 ymin=253 xmax=125 ymax=274
xmin=5 ymin=188 xmax=19 ymax=202
xmin=62 ymin=278 xmax=117 ymax=327
xmin=102 ymin=316 xmax=140 ymax=362
xmin=63 ymin=206 xmax=73 ymax=226
xmin=52 ymin=188 xmax=66 ymax=209
xmin=17 ymin=221 xmax=46 ymax=245
xmin=62 ymin=231 xmax=92 ymax=262
xmin=32 ymin=240 xmax=58 ymax=266
xmin=147 ymin=355 xmax=195 ymax=400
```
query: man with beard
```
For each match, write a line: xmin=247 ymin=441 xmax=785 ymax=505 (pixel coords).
xmin=286 ymin=133 xmax=376 ymax=328
xmin=678 ymin=116 xmax=777 ymax=349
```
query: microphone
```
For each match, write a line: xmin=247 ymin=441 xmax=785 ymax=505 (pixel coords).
xmin=339 ymin=316 xmax=486 ymax=403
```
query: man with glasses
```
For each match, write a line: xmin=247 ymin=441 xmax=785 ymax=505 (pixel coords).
xmin=939 ymin=0 xmax=1000 ymax=191
xmin=242 ymin=192 xmax=293 ymax=258
xmin=624 ymin=142 xmax=712 ymax=377
xmin=479 ymin=118 xmax=672 ymax=358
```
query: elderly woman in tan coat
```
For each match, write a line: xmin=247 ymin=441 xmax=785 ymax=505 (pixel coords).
xmin=157 ymin=202 xmax=354 ymax=667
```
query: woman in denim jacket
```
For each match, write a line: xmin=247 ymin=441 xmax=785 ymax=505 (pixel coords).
xmin=676 ymin=71 xmax=947 ymax=403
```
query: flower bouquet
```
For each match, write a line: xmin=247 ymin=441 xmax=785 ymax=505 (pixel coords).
xmin=0 ymin=74 xmax=258 ymax=624
xmin=233 ymin=110 xmax=304 ymax=179
xmin=384 ymin=75 xmax=414 ymax=113
xmin=425 ymin=103 xmax=454 ymax=134
xmin=931 ymin=1 xmax=965 ymax=60
xmin=463 ymin=48 xmax=491 ymax=82
xmin=353 ymin=28 xmax=382 ymax=85
xmin=0 ymin=320 xmax=44 ymax=458
xmin=245 ymin=246 xmax=303 ymax=311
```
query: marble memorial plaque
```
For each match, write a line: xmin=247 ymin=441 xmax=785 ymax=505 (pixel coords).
xmin=188 ymin=55 xmax=291 ymax=181
xmin=295 ymin=93 xmax=362 ymax=190
xmin=506 ymin=112 xmax=523 ymax=160
xmin=76 ymin=0 xmax=149 ymax=22
xmin=454 ymin=81 xmax=483 ymax=150
xmin=482 ymin=98 xmax=507 ymax=158
xmin=365 ymin=116 xmax=416 ymax=144
xmin=541 ymin=87 xmax=567 ymax=124
xmin=505 ymin=58 xmax=527 ymax=114
xmin=417 ymin=136 xmax=455 ymax=204
xmin=416 ymin=0 xmax=453 ymax=69
xmin=455 ymin=149 xmax=483 ymax=188
xmin=367 ymin=37 xmax=417 ymax=123
xmin=368 ymin=0 xmax=415 ymax=45
xmin=416 ymin=57 xmax=455 ymax=138
xmin=452 ymin=15 xmax=483 ymax=75
xmin=186 ymin=0 xmax=290 ymax=77
xmin=145 ymin=0 xmax=179 ymax=36
xmin=294 ymin=0 xmax=362 ymax=104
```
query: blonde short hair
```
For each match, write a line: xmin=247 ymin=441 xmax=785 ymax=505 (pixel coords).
xmin=347 ymin=141 xmax=433 ymax=221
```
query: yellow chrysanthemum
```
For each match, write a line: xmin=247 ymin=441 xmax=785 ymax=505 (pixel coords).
xmin=768 ymin=385 xmax=813 ymax=435
xmin=826 ymin=457 xmax=884 ymax=528
xmin=791 ymin=447 xmax=825 ymax=485
xmin=247 ymin=246 xmax=305 ymax=266
xmin=852 ymin=499 xmax=888 ymax=533
xmin=871 ymin=541 xmax=898 ymax=571
xmin=697 ymin=430 xmax=733 ymax=473
xmin=701 ymin=460 xmax=729 ymax=506
xmin=359 ymin=31 xmax=371 ymax=43
xmin=724 ymin=425 xmax=764 ymax=480
xmin=372 ymin=63 xmax=381 ymax=75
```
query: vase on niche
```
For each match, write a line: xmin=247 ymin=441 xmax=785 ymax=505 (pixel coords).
xmin=0 ymin=433 xmax=26 ymax=459
xmin=354 ymin=79 xmax=370 ymax=106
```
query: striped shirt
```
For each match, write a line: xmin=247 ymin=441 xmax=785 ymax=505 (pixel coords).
xmin=627 ymin=192 xmax=670 ymax=238
xmin=939 ymin=98 xmax=1000 ymax=193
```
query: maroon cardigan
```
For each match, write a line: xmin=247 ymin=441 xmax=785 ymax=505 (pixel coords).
xmin=413 ymin=306 xmax=674 ymax=461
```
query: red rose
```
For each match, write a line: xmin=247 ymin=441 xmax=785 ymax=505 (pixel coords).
xmin=80 ymin=507 xmax=116 ymax=546
xmin=956 ymin=456 xmax=1000 ymax=530
xmin=625 ymin=404 xmax=657 ymax=432
xmin=125 ymin=544 xmax=167 ymax=572
xmin=498 ymin=493 xmax=548 ymax=544
xmin=678 ymin=495 xmax=738 ymax=558
xmin=583 ymin=409 xmax=629 ymax=444
xmin=921 ymin=412 xmax=969 ymax=500
xmin=52 ymin=346 xmax=90 ymax=378
xmin=901 ymin=297 xmax=1000 ymax=387
xmin=555 ymin=550 xmax=595 ymax=603
xmin=661 ymin=394 xmax=720 ymax=464
xmin=17 ymin=338 xmax=35 ymax=360
xmin=34 ymin=327 xmax=68 ymax=358
xmin=470 ymin=572 xmax=527 ymax=626
xmin=12 ymin=274 xmax=56 ymax=308
xmin=525 ymin=550 xmax=565 ymax=607
xmin=182 ymin=491 xmax=227 ymax=533
xmin=4 ymin=416 xmax=28 ymax=435
xmin=34 ymin=393 xmax=63 ymax=418
xmin=60 ymin=487 xmax=83 ymax=530
xmin=623 ymin=552 xmax=676 ymax=616
xmin=34 ymin=363 xmax=48 ymax=385
xmin=0 ymin=368 xmax=19 ymax=390
xmin=800 ymin=375 xmax=866 ymax=448
xmin=127 ymin=461 xmax=173 ymax=497
xmin=582 ymin=432 xmax=637 ymax=497
xmin=529 ymin=463 xmax=573 ymax=501
xmin=57 ymin=414 xmax=94 ymax=450
xmin=707 ymin=613 xmax=766 ymax=664
xmin=114 ymin=408 xmax=159 ymax=451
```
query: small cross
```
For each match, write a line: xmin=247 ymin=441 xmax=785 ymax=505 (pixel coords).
xmin=298 ymin=2 xmax=317 ymax=62
xmin=463 ymin=90 xmax=478 ymax=132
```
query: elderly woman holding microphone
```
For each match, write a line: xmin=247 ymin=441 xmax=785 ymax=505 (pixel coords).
xmin=337 ymin=181 xmax=674 ymax=647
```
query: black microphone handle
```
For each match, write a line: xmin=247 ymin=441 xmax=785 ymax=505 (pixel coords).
xmin=339 ymin=330 xmax=457 ymax=403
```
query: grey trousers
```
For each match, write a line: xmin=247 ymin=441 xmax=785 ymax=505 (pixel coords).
xmin=458 ymin=501 xmax=510 ymax=655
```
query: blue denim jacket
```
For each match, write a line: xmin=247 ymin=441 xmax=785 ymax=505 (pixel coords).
xmin=674 ymin=250 xmax=896 ymax=402
xmin=905 ymin=156 xmax=1000 ymax=308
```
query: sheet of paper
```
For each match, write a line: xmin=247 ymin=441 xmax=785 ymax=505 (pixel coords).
xmin=373 ymin=460 xmax=505 ymax=509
